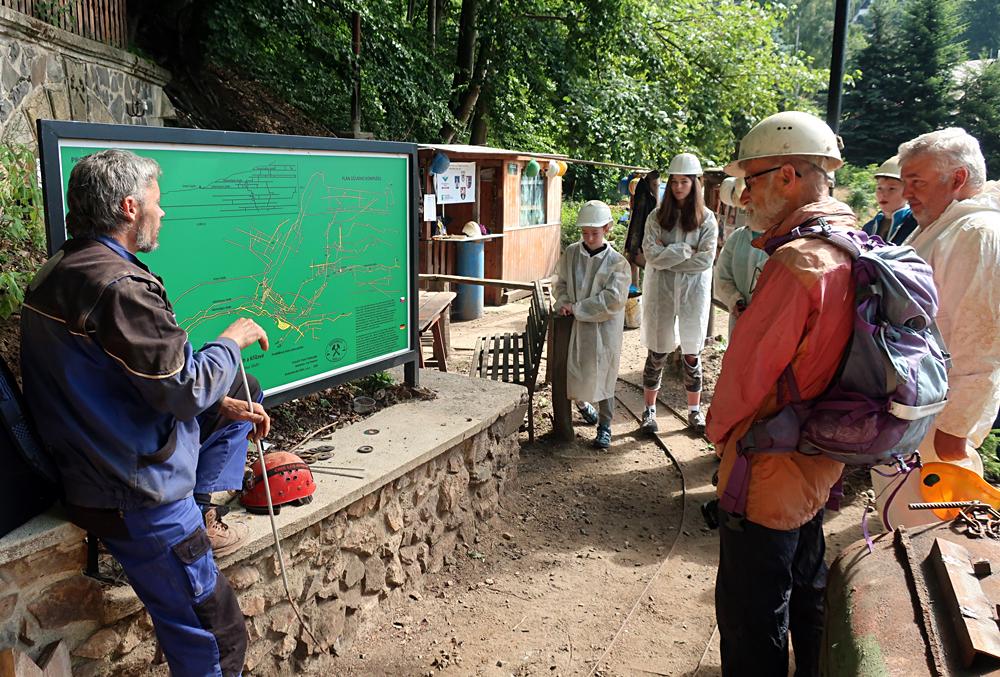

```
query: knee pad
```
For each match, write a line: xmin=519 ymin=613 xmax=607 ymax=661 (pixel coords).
xmin=683 ymin=356 xmax=702 ymax=392
xmin=643 ymin=351 xmax=668 ymax=390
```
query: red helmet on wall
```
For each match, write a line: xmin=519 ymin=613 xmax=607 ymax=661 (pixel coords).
xmin=240 ymin=451 xmax=316 ymax=515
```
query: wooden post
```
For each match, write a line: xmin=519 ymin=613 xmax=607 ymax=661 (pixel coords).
xmin=550 ymin=315 xmax=574 ymax=441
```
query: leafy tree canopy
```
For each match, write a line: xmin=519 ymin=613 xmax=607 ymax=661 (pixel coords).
xmin=155 ymin=0 xmax=825 ymax=198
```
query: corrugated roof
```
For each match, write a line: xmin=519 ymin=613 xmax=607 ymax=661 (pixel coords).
xmin=418 ymin=143 xmax=650 ymax=172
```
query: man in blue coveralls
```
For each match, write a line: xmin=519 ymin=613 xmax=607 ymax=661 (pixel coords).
xmin=21 ymin=149 xmax=271 ymax=676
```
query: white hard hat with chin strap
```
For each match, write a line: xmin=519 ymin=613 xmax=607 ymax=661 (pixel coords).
xmin=668 ymin=153 xmax=704 ymax=176
xmin=719 ymin=176 xmax=744 ymax=208
xmin=725 ymin=111 xmax=844 ymax=177
xmin=577 ymin=200 xmax=613 ymax=228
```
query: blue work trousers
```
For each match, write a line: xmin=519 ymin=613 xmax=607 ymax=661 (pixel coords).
xmin=103 ymin=497 xmax=247 ymax=677
xmin=194 ymin=373 xmax=262 ymax=495
xmin=715 ymin=508 xmax=827 ymax=677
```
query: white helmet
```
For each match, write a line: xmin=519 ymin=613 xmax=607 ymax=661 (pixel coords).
xmin=462 ymin=221 xmax=481 ymax=237
xmin=718 ymin=176 xmax=745 ymax=208
xmin=576 ymin=200 xmax=612 ymax=228
xmin=725 ymin=111 xmax=843 ymax=177
xmin=874 ymin=155 xmax=902 ymax=180
xmin=668 ymin=152 xmax=703 ymax=176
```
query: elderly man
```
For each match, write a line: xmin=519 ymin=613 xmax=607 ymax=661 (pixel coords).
xmin=21 ymin=149 xmax=271 ymax=676
xmin=706 ymin=111 xmax=857 ymax=677
xmin=873 ymin=128 xmax=1000 ymax=528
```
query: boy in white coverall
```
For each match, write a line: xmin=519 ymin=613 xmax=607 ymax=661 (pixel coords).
xmin=554 ymin=200 xmax=631 ymax=449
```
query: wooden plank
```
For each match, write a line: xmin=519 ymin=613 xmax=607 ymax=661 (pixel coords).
xmin=549 ymin=315 xmax=574 ymax=440
xmin=489 ymin=334 xmax=501 ymax=381
xmin=418 ymin=273 xmax=543 ymax=292
xmin=502 ymin=332 xmax=511 ymax=381
xmin=511 ymin=331 xmax=521 ymax=382
xmin=929 ymin=537 xmax=1000 ymax=667
xmin=470 ymin=336 xmax=484 ymax=377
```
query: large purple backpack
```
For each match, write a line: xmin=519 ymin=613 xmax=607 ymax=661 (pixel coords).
xmin=720 ymin=218 xmax=949 ymax=516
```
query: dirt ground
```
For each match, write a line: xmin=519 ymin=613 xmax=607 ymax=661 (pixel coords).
xmin=311 ymin=299 xmax=870 ymax=676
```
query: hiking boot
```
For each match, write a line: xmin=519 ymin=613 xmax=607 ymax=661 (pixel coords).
xmin=576 ymin=402 xmax=599 ymax=425
xmin=639 ymin=409 xmax=658 ymax=434
xmin=688 ymin=409 xmax=706 ymax=434
xmin=204 ymin=506 xmax=249 ymax=558
xmin=594 ymin=425 xmax=612 ymax=449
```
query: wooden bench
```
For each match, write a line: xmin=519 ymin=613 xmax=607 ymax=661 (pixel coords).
xmin=417 ymin=290 xmax=456 ymax=371
xmin=469 ymin=280 xmax=549 ymax=442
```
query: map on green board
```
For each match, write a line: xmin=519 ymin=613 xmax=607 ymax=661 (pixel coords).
xmin=55 ymin=141 xmax=412 ymax=398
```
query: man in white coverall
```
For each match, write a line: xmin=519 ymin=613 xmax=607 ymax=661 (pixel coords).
xmin=553 ymin=200 xmax=631 ymax=449
xmin=873 ymin=128 xmax=1000 ymax=528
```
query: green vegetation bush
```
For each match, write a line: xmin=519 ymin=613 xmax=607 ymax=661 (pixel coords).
xmin=0 ymin=145 xmax=46 ymax=320
xmin=979 ymin=429 xmax=1000 ymax=485
xmin=836 ymin=162 xmax=878 ymax=222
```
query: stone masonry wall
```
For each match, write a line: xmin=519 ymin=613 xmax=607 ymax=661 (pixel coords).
xmin=0 ymin=6 xmax=172 ymax=147
xmin=28 ymin=403 xmax=521 ymax=676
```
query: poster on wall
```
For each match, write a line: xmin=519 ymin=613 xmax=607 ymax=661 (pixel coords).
xmin=434 ymin=161 xmax=476 ymax=204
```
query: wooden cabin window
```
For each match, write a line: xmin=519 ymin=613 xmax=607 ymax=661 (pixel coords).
xmin=519 ymin=174 xmax=546 ymax=227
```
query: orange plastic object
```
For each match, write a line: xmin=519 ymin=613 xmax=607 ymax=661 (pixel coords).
xmin=919 ymin=462 xmax=1000 ymax=521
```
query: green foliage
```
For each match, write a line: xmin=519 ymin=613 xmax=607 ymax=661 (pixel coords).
xmin=351 ymin=370 xmax=395 ymax=396
xmin=842 ymin=0 xmax=967 ymax=165
xmin=560 ymin=200 xmax=628 ymax=251
xmin=978 ymin=429 xmax=1000 ymax=485
xmin=841 ymin=1 xmax=911 ymax=165
xmin=836 ymin=162 xmax=878 ymax=220
xmin=196 ymin=0 xmax=824 ymax=200
xmin=961 ymin=0 xmax=1000 ymax=58
xmin=0 ymin=145 xmax=45 ymax=320
xmin=32 ymin=0 xmax=73 ymax=28
xmin=896 ymin=0 xmax=966 ymax=133
xmin=955 ymin=61 xmax=1000 ymax=174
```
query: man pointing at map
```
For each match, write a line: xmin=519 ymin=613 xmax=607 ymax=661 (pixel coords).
xmin=21 ymin=149 xmax=269 ymax=676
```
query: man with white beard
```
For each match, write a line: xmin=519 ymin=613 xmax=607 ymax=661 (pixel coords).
xmin=707 ymin=111 xmax=858 ymax=677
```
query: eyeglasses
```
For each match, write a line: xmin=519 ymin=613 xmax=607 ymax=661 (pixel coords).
xmin=743 ymin=165 xmax=801 ymax=191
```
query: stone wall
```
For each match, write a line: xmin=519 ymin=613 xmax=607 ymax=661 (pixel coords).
xmin=0 ymin=372 xmax=526 ymax=676
xmin=0 ymin=5 xmax=172 ymax=147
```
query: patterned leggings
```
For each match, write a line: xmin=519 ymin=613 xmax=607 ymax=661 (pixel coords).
xmin=643 ymin=350 xmax=702 ymax=393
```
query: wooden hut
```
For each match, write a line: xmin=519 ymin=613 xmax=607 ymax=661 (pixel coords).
xmin=418 ymin=144 xmax=564 ymax=306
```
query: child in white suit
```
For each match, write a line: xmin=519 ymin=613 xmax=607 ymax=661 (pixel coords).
xmin=553 ymin=200 xmax=631 ymax=448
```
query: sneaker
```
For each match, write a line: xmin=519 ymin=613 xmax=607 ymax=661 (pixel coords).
xmin=639 ymin=409 xmax=658 ymax=434
xmin=576 ymin=402 xmax=599 ymax=425
xmin=594 ymin=425 xmax=612 ymax=449
xmin=688 ymin=409 xmax=706 ymax=434
xmin=204 ymin=506 xmax=249 ymax=558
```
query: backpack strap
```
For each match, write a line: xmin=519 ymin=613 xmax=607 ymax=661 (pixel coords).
xmin=763 ymin=216 xmax=872 ymax=259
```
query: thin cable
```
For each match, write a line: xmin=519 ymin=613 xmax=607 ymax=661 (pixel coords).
xmin=586 ymin=382 xmax=689 ymax=677
xmin=239 ymin=361 xmax=321 ymax=647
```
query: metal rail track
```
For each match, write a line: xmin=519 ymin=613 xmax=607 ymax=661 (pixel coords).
xmin=585 ymin=377 xmax=718 ymax=676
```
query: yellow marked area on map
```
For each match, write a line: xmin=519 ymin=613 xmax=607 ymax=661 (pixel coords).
xmin=276 ymin=319 xmax=291 ymax=330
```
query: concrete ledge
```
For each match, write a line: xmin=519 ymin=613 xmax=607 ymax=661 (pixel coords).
xmin=218 ymin=370 xmax=527 ymax=566
xmin=0 ymin=508 xmax=83 ymax=568
xmin=0 ymin=370 xmax=527 ymax=675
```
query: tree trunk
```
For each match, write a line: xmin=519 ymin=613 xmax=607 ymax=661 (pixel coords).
xmin=440 ymin=22 xmax=492 ymax=143
xmin=451 ymin=0 xmax=479 ymax=102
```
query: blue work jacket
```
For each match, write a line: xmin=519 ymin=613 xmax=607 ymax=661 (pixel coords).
xmin=20 ymin=236 xmax=240 ymax=511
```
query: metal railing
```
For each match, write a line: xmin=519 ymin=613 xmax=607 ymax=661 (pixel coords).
xmin=1 ymin=0 xmax=127 ymax=49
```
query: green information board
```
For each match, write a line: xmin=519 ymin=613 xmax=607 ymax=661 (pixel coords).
xmin=38 ymin=121 xmax=420 ymax=402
